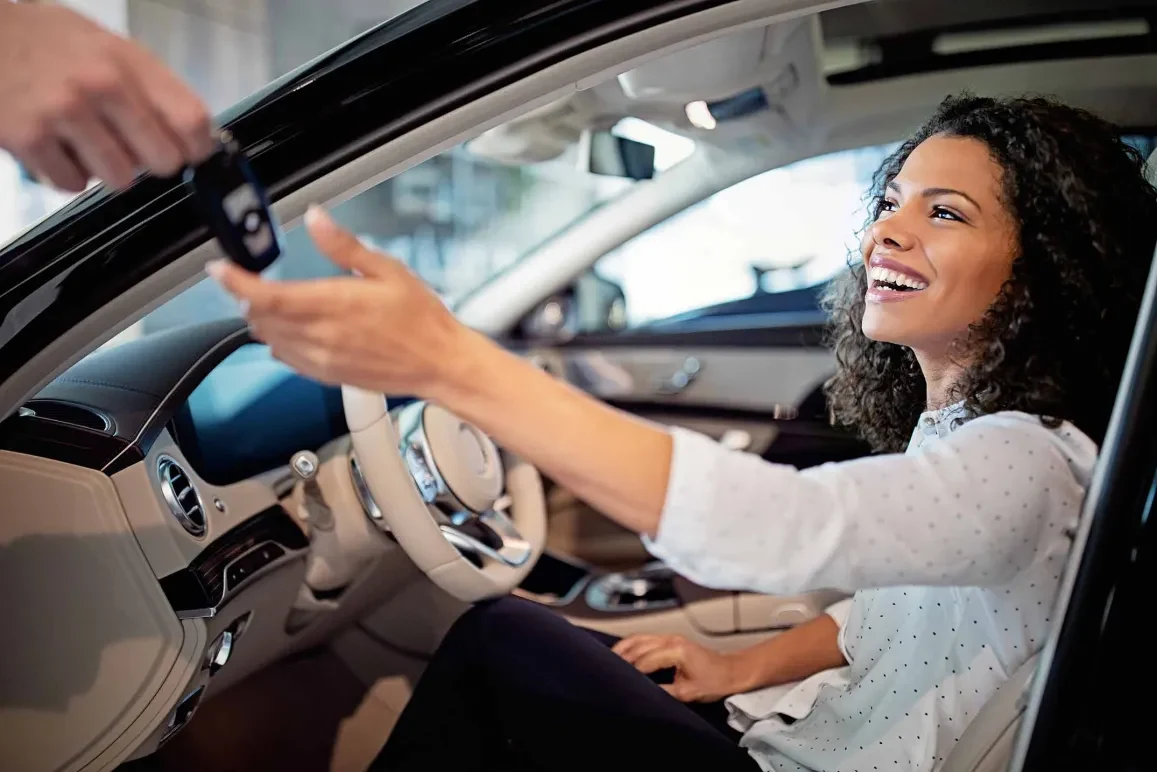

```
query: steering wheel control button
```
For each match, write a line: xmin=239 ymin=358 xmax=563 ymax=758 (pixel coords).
xmin=157 ymin=455 xmax=207 ymax=538
xmin=349 ymin=455 xmax=385 ymax=522
xmin=403 ymin=444 xmax=440 ymax=503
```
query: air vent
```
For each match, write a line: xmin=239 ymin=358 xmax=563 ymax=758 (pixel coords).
xmin=158 ymin=456 xmax=207 ymax=538
xmin=22 ymin=400 xmax=112 ymax=433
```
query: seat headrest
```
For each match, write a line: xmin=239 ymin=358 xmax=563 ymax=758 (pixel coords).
xmin=1147 ymin=147 xmax=1157 ymax=188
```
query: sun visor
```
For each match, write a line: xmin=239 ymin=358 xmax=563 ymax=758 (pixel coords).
xmin=618 ymin=19 xmax=808 ymax=100
xmin=616 ymin=18 xmax=822 ymax=134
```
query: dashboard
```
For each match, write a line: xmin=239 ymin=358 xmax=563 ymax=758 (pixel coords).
xmin=0 ymin=317 xmax=411 ymax=771
xmin=170 ymin=344 xmax=347 ymax=485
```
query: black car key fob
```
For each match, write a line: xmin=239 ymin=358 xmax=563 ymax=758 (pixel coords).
xmin=184 ymin=129 xmax=283 ymax=273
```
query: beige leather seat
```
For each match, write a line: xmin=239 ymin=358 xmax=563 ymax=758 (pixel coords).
xmin=937 ymin=144 xmax=1157 ymax=772
xmin=938 ymin=654 xmax=1038 ymax=772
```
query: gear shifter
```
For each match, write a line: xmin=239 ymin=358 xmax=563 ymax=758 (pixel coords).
xmin=291 ymin=450 xmax=333 ymax=530
xmin=289 ymin=450 xmax=351 ymax=593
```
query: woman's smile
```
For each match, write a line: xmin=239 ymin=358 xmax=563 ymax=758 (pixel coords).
xmin=865 ymin=256 xmax=930 ymax=303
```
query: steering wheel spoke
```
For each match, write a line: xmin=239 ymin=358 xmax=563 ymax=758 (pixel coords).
xmin=343 ymin=387 xmax=544 ymax=601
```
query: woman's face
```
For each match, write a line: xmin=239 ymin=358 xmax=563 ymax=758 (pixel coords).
xmin=860 ymin=134 xmax=1019 ymax=356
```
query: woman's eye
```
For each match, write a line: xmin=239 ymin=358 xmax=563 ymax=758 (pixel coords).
xmin=932 ymin=206 xmax=962 ymax=222
xmin=874 ymin=198 xmax=897 ymax=217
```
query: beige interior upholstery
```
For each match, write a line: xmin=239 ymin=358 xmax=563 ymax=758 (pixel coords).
xmin=939 ymin=655 xmax=1039 ymax=772
xmin=935 ymin=144 xmax=1157 ymax=772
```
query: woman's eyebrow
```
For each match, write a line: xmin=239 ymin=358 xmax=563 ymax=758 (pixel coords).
xmin=887 ymin=181 xmax=982 ymax=212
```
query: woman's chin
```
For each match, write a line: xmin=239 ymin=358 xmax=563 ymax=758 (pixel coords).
xmin=861 ymin=316 xmax=911 ymax=347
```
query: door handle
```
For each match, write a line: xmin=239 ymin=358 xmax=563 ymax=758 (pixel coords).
xmin=654 ymin=356 xmax=701 ymax=395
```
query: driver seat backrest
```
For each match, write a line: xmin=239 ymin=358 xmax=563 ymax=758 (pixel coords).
xmin=937 ymin=653 xmax=1038 ymax=772
xmin=934 ymin=144 xmax=1157 ymax=772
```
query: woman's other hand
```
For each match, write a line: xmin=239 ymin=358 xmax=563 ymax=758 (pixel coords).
xmin=613 ymin=634 xmax=747 ymax=703
xmin=210 ymin=206 xmax=675 ymax=538
xmin=207 ymin=206 xmax=478 ymax=399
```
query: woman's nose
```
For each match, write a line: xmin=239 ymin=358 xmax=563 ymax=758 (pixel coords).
xmin=871 ymin=214 xmax=915 ymax=251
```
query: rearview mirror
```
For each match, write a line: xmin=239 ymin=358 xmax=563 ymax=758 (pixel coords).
xmin=578 ymin=130 xmax=656 ymax=181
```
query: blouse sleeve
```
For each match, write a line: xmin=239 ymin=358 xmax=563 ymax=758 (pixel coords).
xmin=642 ymin=413 xmax=1092 ymax=595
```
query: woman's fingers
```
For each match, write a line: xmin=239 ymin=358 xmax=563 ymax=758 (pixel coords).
xmin=612 ymin=635 xmax=666 ymax=663
xmin=632 ymin=645 xmax=684 ymax=675
xmin=304 ymin=206 xmax=395 ymax=278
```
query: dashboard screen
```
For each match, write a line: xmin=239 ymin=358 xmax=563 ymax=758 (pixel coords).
xmin=173 ymin=344 xmax=346 ymax=484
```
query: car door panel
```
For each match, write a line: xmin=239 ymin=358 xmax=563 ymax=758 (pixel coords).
xmin=514 ymin=313 xmax=872 ymax=571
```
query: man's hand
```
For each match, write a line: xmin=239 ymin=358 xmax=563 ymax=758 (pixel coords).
xmin=613 ymin=634 xmax=746 ymax=703
xmin=208 ymin=206 xmax=476 ymax=398
xmin=0 ymin=3 xmax=213 ymax=192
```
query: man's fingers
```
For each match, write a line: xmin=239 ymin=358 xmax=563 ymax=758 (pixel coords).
xmin=116 ymin=42 xmax=213 ymax=162
xmin=55 ymin=111 xmax=136 ymax=188
xmin=25 ymin=139 xmax=88 ymax=192
xmin=99 ymin=67 xmax=185 ymax=177
xmin=305 ymin=206 xmax=392 ymax=278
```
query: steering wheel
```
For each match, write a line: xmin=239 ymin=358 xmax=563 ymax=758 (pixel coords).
xmin=342 ymin=386 xmax=547 ymax=601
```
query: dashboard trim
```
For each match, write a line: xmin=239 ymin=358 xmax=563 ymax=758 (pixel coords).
xmin=102 ymin=324 xmax=252 ymax=476
xmin=158 ymin=504 xmax=309 ymax=619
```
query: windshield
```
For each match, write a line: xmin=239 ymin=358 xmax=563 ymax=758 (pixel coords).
xmin=127 ymin=120 xmax=696 ymax=338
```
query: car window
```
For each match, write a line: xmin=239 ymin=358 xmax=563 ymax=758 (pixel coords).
xmin=590 ymin=142 xmax=896 ymax=331
xmin=591 ymin=133 xmax=1157 ymax=332
xmin=133 ymin=119 xmax=695 ymax=339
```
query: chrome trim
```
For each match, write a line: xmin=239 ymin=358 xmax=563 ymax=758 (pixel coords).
xmin=174 ymin=539 xmax=304 ymax=620
xmin=437 ymin=507 xmax=531 ymax=568
xmin=348 ymin=454 xmax=383 ymax=521
xmin=438 ymin=509 xmax=532 ymax=568
xmin=394 ymin=401 xmax=459 ymax=509
xmin=394 ymin=401 xmax=529 ymax=568
xmin=207 ymin=629 xmax=234 ymax=674
xmin=585 ymin=565 xmax=679 ymax=613
xmin=157 ymin=455 xmax=207 ymax=538
xmin=21 ymin=399 xmax=115 ymax=433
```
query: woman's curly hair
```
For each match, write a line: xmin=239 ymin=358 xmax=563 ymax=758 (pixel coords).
xmin=823 ymin=93 xmax=1157 ymax=452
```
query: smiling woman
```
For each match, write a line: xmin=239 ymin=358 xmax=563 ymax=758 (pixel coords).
xmin=208 ymin=92 xmax=1157 ymax=772
xmin=826 ymin=94 xmax=1157 ymax=453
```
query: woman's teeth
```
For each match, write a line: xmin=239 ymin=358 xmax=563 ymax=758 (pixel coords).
xmin=869 ymin=266 xmax=928 ymax=291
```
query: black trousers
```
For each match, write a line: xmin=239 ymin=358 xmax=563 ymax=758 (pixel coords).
xmin=371 ymin=596 xmax=760 ymax=771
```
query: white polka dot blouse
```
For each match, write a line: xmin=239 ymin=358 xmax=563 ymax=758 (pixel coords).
xmin=644 ymin=401 xmax=1096 ymax=771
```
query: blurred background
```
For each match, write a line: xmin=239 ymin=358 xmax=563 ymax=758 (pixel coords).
xmin=3 ymin=1 xmax=1153 ymax=346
